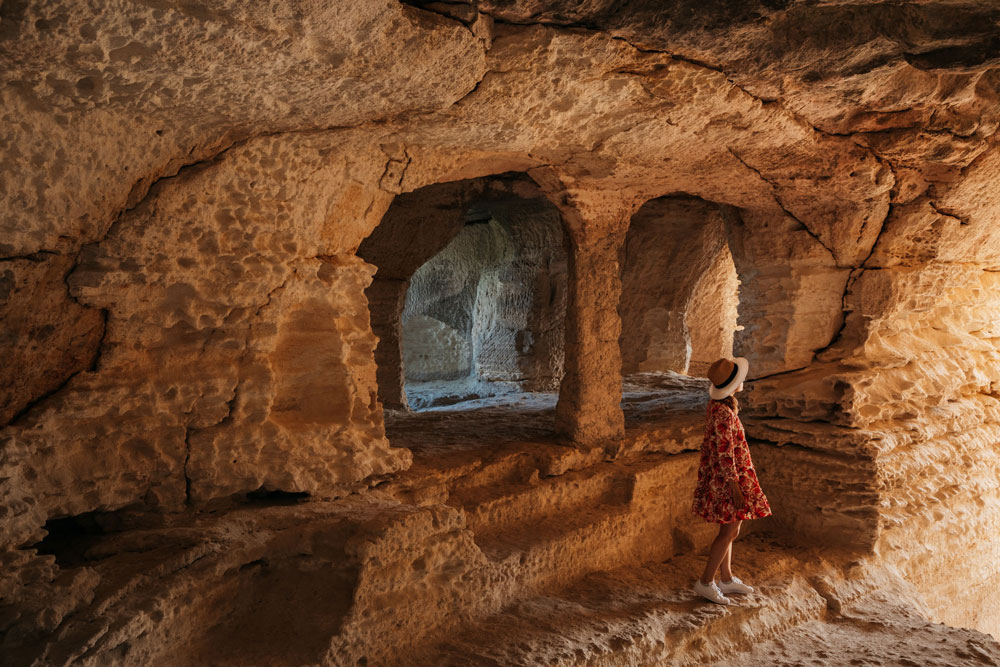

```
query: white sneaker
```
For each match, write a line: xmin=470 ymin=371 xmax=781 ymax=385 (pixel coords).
xmin=693 ymin=580 xmax=731 ymax=605
xmin=718 ymin=576 xmax=754 ymax=595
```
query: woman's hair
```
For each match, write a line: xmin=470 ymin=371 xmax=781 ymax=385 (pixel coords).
xmin=712 ymin=394 xmax=739 ymax=413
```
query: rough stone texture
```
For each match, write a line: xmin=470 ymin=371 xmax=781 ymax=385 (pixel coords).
xmin=359 ymin=174 xmax=566 ymax=408
xmin=402 ymin=313 xmax=473 ymax=382
xmin=544 ymin=189 xmax=637 ymax=447
xmin=0 ymin=253 xmax=105 ymax=426
xmin=468 ymin=208 xmax=566 ymax=391
xmin=618 ymin=196 xmax=730 ymax=375
xmin=0 ymin=1 xmax=487 ymax=256
xmin=400 ymin=205 xmax=566 ymax=389
xmin=725 ymin=206 xmax=850 ymax=379
xmin=3 ymin=426 xmax=995 ymax=665
xmin=2 ymin=0 xmax=1000 ymax=662
xmin=1 ymin=133 xmax=414 ymax=553
xmin=687 ymin=244 xmax=739 ymax=376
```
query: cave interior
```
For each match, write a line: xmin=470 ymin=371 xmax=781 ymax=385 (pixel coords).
xmin=2 ymin=0 xmax=1000 ymax=664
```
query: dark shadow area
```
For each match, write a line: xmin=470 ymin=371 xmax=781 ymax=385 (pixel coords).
xmin=244 ymin=488 xmax=311 ymax=506
xmin=28 ymin=509 xmax=133 ymax=568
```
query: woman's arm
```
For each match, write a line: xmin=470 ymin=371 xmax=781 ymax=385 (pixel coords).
xmin=717 ymin=409 xmax=745 ymax=509
xmin=715 ymin=409 xmax=740 ymax=482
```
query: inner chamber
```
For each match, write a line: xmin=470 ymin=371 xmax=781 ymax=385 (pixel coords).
xmin=398 ymin=197 xmax=566 ymax=409
xmin=362 ymin=182 xmax=740 ymax=415
xmin=619 ymin=195 xmax=740 ymax=391
xmin=359 ymin=172 xmax=567 ymax=413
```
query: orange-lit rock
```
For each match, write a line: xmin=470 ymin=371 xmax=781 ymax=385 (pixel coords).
xmin=2 ymin=0 xmax=999 ymax=663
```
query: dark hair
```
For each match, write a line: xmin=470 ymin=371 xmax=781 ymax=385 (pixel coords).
xmin=712 ymin=394 xmax=739 ymax=413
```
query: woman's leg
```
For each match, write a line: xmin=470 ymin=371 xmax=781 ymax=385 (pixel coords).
xmin=699 ymin=522 xmax=740 ymax=585
xmin=719 ymin=521 xmax=742 ymax=581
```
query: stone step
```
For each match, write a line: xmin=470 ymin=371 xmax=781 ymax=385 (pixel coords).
xmin=450 ymin=462 xmax=630 ymax=535
xmin=449 ymin=446 xmax=542 ymax=489
xmin=402 ymin=537 xmax=1000 ymax=667
xmin=473 ymin=501 xmax=634 ymax=573
xmin=25 ymin=492 xmax=996 ymax=667
xmin=453 ymin=454 xmax=714 ymax=598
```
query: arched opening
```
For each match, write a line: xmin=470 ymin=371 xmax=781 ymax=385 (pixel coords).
xmin=685 ymin=245 xmax=740 ymax=377
xmin=358 ymin=173 xmax=567 ymax=412
xmin=618 ymin=195 xmax=740 ymax=380
xmin=615 ymin=195 xmax=742 ymax=452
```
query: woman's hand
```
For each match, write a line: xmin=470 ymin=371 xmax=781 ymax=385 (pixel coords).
xmin=729 ymin=480 xmax=745 ymax=510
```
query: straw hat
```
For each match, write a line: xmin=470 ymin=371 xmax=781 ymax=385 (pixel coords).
xmin=707 ymin=357 xmax=749 ymax=400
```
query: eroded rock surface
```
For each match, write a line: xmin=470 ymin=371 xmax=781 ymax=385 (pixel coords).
xmin=2 ymin=0 xmax=1000 ymax=663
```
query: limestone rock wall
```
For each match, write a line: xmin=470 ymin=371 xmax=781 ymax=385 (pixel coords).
xmin=0 ymin=253 xmax=106 ymax=426
xmin=470 ymin=203 xmax=567 ymax=390
xmin=744 ymin=143 xmax=1000 ymax=636
xmin=1 ymin=133 xmax=414 ymax=551
xmin=402 ymin=314 xmax=473 ymax=382
xmin=687 ymin=244 xmax=739 ymax=376
xmin=359 ymin=175 xmax=567 ymax=408
xmin=400 ymin=202 xmax=566 ymax=389
xmin=403 ymin=223 xmax=509 ymax=382
xmin=2 ymin=0 xmax=1000 ymax=652
xmin=618 ymin=197 xmax=728 ymax=375
xmin=725 ymin=206 xmax=851 ymax=380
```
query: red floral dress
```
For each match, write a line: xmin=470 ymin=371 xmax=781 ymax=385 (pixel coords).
xmin=692 ymin=400 xmax=772 ymax=524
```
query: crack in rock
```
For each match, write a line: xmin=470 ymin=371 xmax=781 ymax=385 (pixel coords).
xmin=726 ymin=147 xmax=839 ymax=262
xmin=929 ymin=200 xmax=971 ymax=225
xmin=0 ymin=250 xmax=59 ymax=263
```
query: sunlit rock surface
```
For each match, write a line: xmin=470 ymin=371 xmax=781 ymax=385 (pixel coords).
xmin=1 ymin=0 xmax=999 ymax=663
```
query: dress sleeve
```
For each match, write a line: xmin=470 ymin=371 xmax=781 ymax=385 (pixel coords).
xmin=714 ymin=407 xmax=740 ymax=482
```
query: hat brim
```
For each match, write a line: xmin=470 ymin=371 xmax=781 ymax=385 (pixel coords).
xmin=708 ymin=357 xmax=749 ymax=400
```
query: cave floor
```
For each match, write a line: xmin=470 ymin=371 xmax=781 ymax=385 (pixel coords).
xmin=29 ymin=501 xmax=998 ymax=667
xmin=406 ymin=533 xmax=1000 ymax=667
xmin=377 ymin=372 xmax=1000 ymax=664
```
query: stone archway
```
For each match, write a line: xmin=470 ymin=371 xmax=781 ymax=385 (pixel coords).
xmin=358 ymin=172 xmax=567 ymax=411
xmin=617 ymin=195 xmax=739 ymax=378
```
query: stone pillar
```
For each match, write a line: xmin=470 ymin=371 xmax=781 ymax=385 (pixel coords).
xmin=365 ymin=277 xmax=410 ymax=410
xmin=557 ymin=226 xmax=628 ymax=445
xmin=534 ymin=176 xmax=640 ymax=447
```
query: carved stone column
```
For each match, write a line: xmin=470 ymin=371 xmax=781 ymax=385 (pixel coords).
xmin=365 ymin=277 xmax=410 ymax=410
xmin=535 ymin=175 xmax=641 ymax=447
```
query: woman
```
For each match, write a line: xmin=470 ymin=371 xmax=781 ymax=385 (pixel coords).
xmin=691 ymin=356 xmax=772 ymax=605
